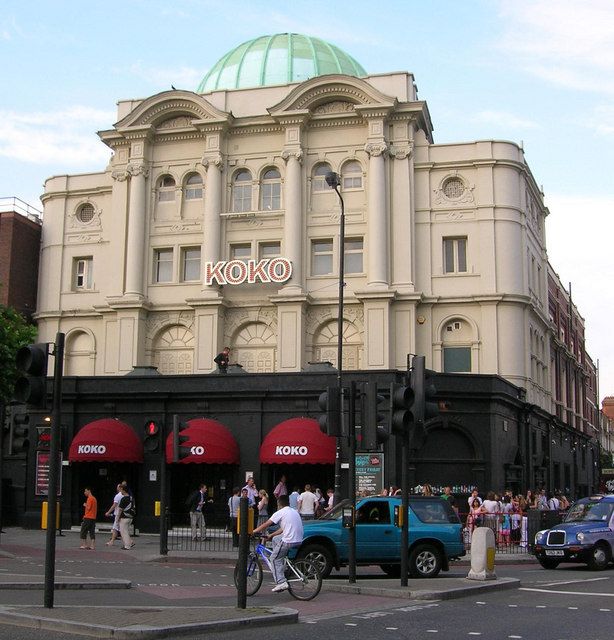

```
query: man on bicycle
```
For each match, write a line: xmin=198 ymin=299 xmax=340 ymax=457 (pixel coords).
xmin=252 ymin=494 xmax=303 ymax=592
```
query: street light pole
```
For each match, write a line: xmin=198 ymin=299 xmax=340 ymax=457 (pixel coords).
xmin=326 ymin=172 xmax=345 ymax=504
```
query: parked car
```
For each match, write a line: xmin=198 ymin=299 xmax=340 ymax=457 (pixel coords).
xmin=295 ymin=495 xmax=465 ymax=578
xmin=533 ymin=494 xmax=614 ymax=570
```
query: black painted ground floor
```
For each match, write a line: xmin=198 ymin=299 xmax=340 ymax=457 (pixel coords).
xmin=2 ymin=369 xmax=600 ymax=532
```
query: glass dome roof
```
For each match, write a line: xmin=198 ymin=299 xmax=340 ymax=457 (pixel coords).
xmin=197 ymin=33 xmax=366 ymax=93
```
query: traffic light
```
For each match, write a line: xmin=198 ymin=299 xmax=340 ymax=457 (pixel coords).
xmin=318 ymin=386 xmax=341 ymax=436
xmin=144 ymin=420 xmax=160 ymax=453
xmin=407 ymin=355 xmax=439 ymax=449
xmin=13 ymin=343 xmax=49 ymax=408
xmin=10 ymin=412 xmax=30 ymax=455
xmin=362 ymin=382 xmax=388 ymax=449
xmin=36 ymin=425 xmax=51 ymax=451
xmin=390 ymin=382 xmax=413 ymax=436
xmin=172 ymin=416 xmax=191 ymax=462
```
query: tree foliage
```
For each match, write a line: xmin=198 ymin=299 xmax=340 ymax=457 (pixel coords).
xmin=0 ymin=305 xmax=37 ymax=404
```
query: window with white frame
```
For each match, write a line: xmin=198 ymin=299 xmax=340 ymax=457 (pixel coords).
xmin=73 ymin=257 xmax=93 ymax=290
xmin=443 ymin=237 xmax=467 ymax=273
xmin=311 ymin=239 xmax=334 ymax=275
xmin=259 ymin=168 xmax=281 ymax=211
xmin=258 ymin=241 xmax=281 ymax=260
xmin=158 ymin=175 xmax=176 ymax=202
xmin=153 ymin=248 xmax=174 ymax=283
xmin=232 ymin=169 xmax=253 ymax=212
xmin=312 ymin=163 xmax=332 ymax=193
xmin=230 ymin=243 xmax=251 ymax=262
xmin=341 ymin=160 xmax=363 ymax=190
xmin=344 ymin=237 xmax=363 ymax=273
xmin=181 ymin=247 xmax=201 ymax=282
xmin=184 ymin=173 xmax=203 ymax=200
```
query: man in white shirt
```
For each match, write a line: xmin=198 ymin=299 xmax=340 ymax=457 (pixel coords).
xmin=297 ymin=484 xmax=318 ymax=520
xmin=467 ymin=488 xmax=482 ymax=510
xmin=252 ymin=494 xmax=304 ymax=592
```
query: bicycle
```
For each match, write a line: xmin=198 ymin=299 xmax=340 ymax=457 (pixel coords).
xmin=234 ymin=535 xmax=322 ymax=600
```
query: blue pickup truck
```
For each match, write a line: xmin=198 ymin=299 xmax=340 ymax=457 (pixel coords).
xmin=533 ymin=494 xmax=614 ymax=570
xmin=295 ymin=495 xmax=465 ymax=578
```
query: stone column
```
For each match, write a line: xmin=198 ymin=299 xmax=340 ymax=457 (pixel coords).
xmin=124 ymin=163 xmax=149 ymax=298
xmin=202 ymin=154 xmax=223 ymax=284
xmin=281 ymin=148 xmax=303 ymax=293
xmin=365 ymin=141 xmax=388 ymax=289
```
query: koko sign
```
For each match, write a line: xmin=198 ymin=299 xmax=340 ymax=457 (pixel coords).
xmin=77 ymin=444 xmax=107 ymax=455
xmin=275 ymin=445 xmax=308 ymax=456
xmin=204 ymin=258 xmax=292 ymax=286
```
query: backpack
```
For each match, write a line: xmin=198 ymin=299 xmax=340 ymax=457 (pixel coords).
xmin=123 ymin=499 xmax=136 ymax=518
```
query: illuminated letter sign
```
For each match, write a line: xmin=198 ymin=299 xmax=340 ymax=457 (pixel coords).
xmin=77 ymin=444 xmax=107 ymax=455
xmin=204 ymin=259 xmax=292 ymax=286
xmin=275 ymin=445 xmax=308 ymax=456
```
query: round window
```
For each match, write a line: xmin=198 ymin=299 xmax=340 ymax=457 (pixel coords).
xmin=77 ymin=203 xmax=95 ymax=223
xmin=442 ymin=177 xmax=464 ymax=199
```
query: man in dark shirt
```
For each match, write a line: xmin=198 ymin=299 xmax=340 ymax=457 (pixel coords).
xmin=214 ymin=347 xmax=231 ymax=373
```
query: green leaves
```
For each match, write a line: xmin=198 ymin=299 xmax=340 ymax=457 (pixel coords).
xmin=0 ymin=305 xmax=36 ymax=404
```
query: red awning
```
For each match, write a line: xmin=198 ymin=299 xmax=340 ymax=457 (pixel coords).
xmin=164 ymin=418 xmax=239 ymax=464
xmin=259 ymin=417 xmax=336 ymax=464
xmin=68 ymin=419 xmax=143 ymax=463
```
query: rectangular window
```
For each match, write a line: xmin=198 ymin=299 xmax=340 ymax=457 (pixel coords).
xmin=230 ymin=243 xmax=252 ymax=262
xmin=73 ymin=257 xmax=93 ymax=290
xmin=443 ymin=237 xmax=467 ymax=273
xmin=443 ymin=347 xmax=471 ymax=373
xmin=232 ymin=184 xmax=252 ymax=212
xmin=181 ymin=247 xmax=201 ymax=282
xmin=185 ymin=186 xmax=203 ymax=200
xmin=344 ymin=237 xmax=363 ymax=274
xmin=311 ymin=239 xmax=333 ymax=275
xmin=153 ymin=248 xmax=173 ymax=283
xmin=258 ymin=242 xmax=281 ymax=259
xmin=260 ymin=183 xmax=281 ymax=210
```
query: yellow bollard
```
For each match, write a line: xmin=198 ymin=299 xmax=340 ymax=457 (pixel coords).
xmin=41 ymin=501 xmax=61 ymax=530
xmin=237 ymin=507 xmax=254 ymax=534
xmin=154 ymin=501 xmax=161 ymax=516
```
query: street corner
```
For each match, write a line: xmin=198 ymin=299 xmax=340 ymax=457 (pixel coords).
xmin=0 ymin=604 xmax=299 ymax=638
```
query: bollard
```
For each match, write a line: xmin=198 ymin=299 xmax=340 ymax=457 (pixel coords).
xmin=467 ymin=526 xmax=497 ymax=580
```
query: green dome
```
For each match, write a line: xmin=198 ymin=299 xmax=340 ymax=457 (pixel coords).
xmin=197 ymin=33 xmax=367 ymax=93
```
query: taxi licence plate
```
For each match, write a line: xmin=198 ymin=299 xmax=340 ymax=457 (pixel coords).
xmin=545 ymin=550 xmax=564 ymax=556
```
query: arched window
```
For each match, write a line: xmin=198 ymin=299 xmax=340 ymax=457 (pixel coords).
xmin=184 ymin=173 xmax=203 ymax=200
xmin=232 ymin=169 xmax=253 ymax=212
xmin=341 ymin=160 xmax=362 ymax=190
xmin=158 ymin=175 xmax=176 ymax=202
xmin=259 ymin=168 xmax=281 ymax=211
xmin=312 ymin=163 xmax=332 ymax=193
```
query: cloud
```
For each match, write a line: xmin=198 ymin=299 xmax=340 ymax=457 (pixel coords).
xmin=471 ymin=110 xmax=539 ymax=130
xmin=546 ymin=194 xmax=614 ymax=398
xmin=0 ymin=107 xmax=114 ymax=166
xmin=496 ymin=0 xmax=614 ymax=94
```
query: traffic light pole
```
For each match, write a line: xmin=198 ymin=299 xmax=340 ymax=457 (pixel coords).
xmin=44 ymin=332 xmax=64 ymax=609
xmin=348 ymin=381 xmax=357 ymax=583
xmin=400 ymin=367 xmax=410 ymax=587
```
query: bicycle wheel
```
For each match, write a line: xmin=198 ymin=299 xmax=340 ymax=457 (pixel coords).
xmin=234 ymin=552 xmax=263 ymax=596
xmin=287 ymin=558 xmax=322 ymax=601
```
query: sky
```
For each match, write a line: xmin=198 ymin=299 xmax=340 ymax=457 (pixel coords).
xmin=1 ymin=0 xmax=613 ymax=402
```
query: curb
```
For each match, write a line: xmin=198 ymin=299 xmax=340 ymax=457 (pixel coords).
xmin=322 ymin=577 xmax=521 ymax=600
xmin=0 ymin=580 xmax=131 ymax=591
xmin=0 ymin=605 xmax=298 ymax=639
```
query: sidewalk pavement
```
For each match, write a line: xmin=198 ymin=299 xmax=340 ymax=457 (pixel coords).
xmin=0 ymin=527 xmax=528 ymax=638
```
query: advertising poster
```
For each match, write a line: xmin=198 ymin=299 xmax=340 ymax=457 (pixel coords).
xmin=35 ymin=452 xmax=63 ymax=497
xmin=355 ymin=453 xmax=384 ymax=496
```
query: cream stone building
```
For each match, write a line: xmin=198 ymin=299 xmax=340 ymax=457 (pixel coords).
xmin=37 ymin=33 xmax=550 ymax=409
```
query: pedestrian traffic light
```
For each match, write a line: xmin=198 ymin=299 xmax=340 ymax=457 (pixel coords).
xmin=172 ymin=416 xmax=191 ymax=462
xmin=144 ymin=420 xmax=160 ymax=453
xmin=36 ymin=425 xmax=51 ymax=451
xmin=362 ymin=382 xmax=388 ymax=450
xmin=318 ymin=386 xmax=341 ymax=436
xmin=13 ymin=343 xmax=49 ymax=409
xmin=390 ymin=382 xmax=413 ymax=436
xmin=10 ymin=412 xmax=30 ymax=455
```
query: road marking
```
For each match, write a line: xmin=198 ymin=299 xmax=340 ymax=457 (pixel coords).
xmin=541 ymin=577 xmax=610 ymax=587
xmin=386 ymin=627 xmax=398 ymax=630
xmin=568 ymin=607 xmax=578 ymax=610
xmin=536 ymin=605 xmax=546 ymax=608
xmin=508 ymin=604 xmax=518 ymax=607
xmin=475 ymin=601 xmax=486 ymax=605
xmin=345 ymin=623 xmax=358 ymax=626
xmin=426 ymin=630 xmax=438 ymax=633
xmin=468 ymin=633 xmax=482 ymax=636
xmin=508 ymin=636 xmax=522 ymax=638
xmin=520 ymin=588 xmax=614 ymax=598
xmin=599 ymin=608 xmax=611 ymax=612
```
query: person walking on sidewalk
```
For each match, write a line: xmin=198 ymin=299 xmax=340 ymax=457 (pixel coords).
xmin=104 ymin=483 xmax=122 ymax=546
xmin=79 ymin=487 xmax=97 ymax=550
xmin=117 ymin=485 xmax=135 ymax=550
xmin=187 ymin=483 xmax=208 ymax=541
xmin=252 ymin=494 xmax=304 ymax=592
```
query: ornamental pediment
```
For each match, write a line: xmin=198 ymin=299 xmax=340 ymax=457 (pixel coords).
xmin=113 ymin=90 xmax=231 ymax=131
xmin=268 ymin=75 xmax=396 ymax=118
